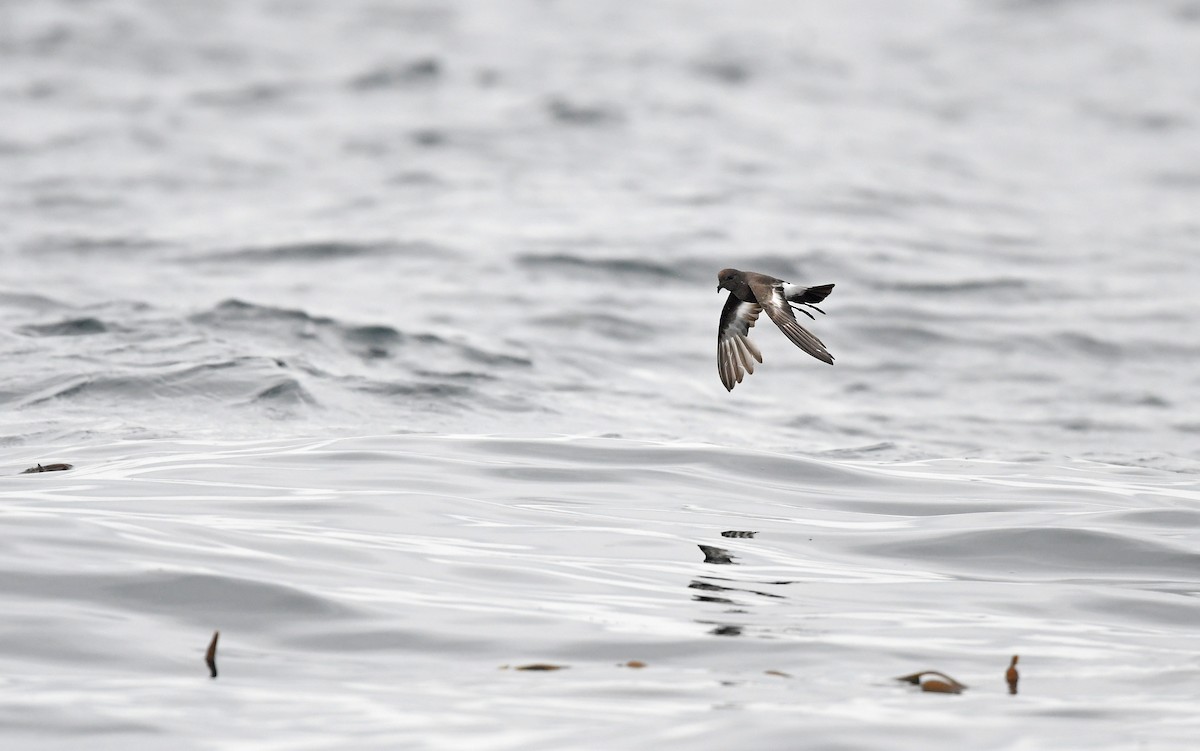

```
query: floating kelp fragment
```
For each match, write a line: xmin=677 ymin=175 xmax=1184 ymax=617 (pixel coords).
xmin=623 ymin=660 xmax=646 ymax=669
xmin=896 ymin=670 xmax=967 ymax=694
xmin=1006 ymin=655 xmax=1019 ymax=694
xmin=20 ymin=463 xmax=73 ymax=474
xmin=720 ymin=530 xmax=757 ymax=538
xmin=921 ymin=679 xmax=964 ymax=694
xmin=205 ymin=631 xmax=219 ymax=679
xmin=764 ymin=670 xmax=792 ymax=678
xmin=515 ymin=664 xmax=566 ymax=671
xmin=698 ymin=545 xmax=734 ymax=564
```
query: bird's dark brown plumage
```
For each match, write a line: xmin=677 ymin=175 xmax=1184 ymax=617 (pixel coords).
xmin=716 ymin=268 xmax=835 ymax=391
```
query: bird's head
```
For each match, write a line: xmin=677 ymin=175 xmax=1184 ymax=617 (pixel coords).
xmin=717 ymin=268 xmax=740 ymax=292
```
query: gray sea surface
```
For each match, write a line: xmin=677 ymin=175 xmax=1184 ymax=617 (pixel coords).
xmin=2 ymin=1 xmax=1199 ymax=749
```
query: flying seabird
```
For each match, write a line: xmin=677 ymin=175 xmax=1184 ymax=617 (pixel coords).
xmin=716 ymin=268 xmax=835 ymax=391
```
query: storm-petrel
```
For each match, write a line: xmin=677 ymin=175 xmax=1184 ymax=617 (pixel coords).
xmin=716 ymin=269 xmax=834 ymax=391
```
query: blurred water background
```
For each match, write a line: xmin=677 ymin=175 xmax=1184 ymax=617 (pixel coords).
xmin=2 ymin=0 xmax=1199 ymax=748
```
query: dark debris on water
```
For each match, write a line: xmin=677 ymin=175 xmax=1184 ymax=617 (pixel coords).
xmin=20 ymin=462 xmax=73 ymax=474
xmin=511 ymin=664 xmax=566 ymax=671
xmin=698 ymin=544 xmax=734 ymax=564
xmin=205 ymin=631 xmax=220 ymax=679
xmin=1007 ymin=655 xmax=1019 ymax=695
xmin=895 ymin=670 xmax=968 ymax=694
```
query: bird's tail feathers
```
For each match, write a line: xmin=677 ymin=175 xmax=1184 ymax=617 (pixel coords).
xmin=789 ymin=283 xmax=834 ymax=304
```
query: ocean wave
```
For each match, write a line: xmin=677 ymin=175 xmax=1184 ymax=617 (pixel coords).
xmin=190 ymin=299 xmax=529 ymax=366
xmin=191 ymin=81 xmax=303 ymax=108
xmin=863 ymin=527 xmax=1200 ymax=580
xmin=18 ymin=317 xmax=108 ymax=336
xmin=878 ymin=278 xmax=1030 ymax=295
xmin=517 ymin=253 xmax=681 ymax=280
xmin=252 ymin=378 xmax=318 ymax=406
xmin=528 ymin=312 xmax=653 ymax=341
xmin=188 ymin=240 xmax=452 ymax=264
xmin=692 ymin=58 xmax=754 ymax=85
xmin=546 ymin=97 xmax=624 ymax=126
xmin=0 ymin=291 xmax=68 ymax=312
xmin=13 ymin=356 xmax=296 ymax=408
xmin=349 ymin=58 xmax=442 ymax=90
xmin=351 ymin=381 xmax=473 ymax=399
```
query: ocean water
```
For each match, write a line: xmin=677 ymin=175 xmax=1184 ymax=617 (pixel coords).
xmin=2 ymin=1 xmax=1199 ymax=748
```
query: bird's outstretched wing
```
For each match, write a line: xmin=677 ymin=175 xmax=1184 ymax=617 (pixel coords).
xmin=717 ymin=293 xmax=763 ymax=391
xmin=749 ymin=279 xmax=834 ymax=364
